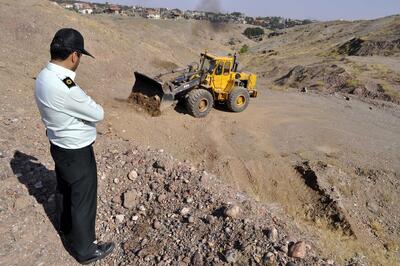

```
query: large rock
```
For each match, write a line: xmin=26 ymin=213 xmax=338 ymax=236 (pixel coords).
xmin=128 ymin=169 xmax=138 ymax=181
xmin=14 ymin=196 xmax=31 ymax=210
xmin=123 ymin=190 xmax=140 ymax=209
xmin=225 ymin=249 xmax=238 ymax=263
xmin=288 ymin=241 xmax=307 ymax=258
xmin=153 ymin=159 xmax=173 ymax=172
xmin=191 ymin=252 xmax=203 ymax=266
xmin=180 ymin=207 xmax=190 ymax=216
xmin=153 ymin=220 xmax=162 ymax=229
xmin=262 ymin=252 xmax=275 ymax=266
xmin=157 ymin=194 xmax=167 ymax=203
xmin=115 ymin=214 xmax=125 ymax=223
xmin=366 ymin=201 xmax=379 ymax=214
xmin=224 ymin=204 xmax=241 ymax=219
xmin=266 ymin=227 xmax=278 ymax=243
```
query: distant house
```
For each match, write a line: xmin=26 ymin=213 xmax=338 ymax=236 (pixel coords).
xmin=192 ymin=11 xmax=206 ymax=20
xmin=240 ymin=19 xmax=247 ymax=24
xmin=73 ymin=3 xmax=83 ymax=10
xmin=61 ymin=3 xmax=73 ymax=9
xmin=131 ymin=6 xmax=143 ymax=16
xmin=184 ymin=10 xmax=194 ymax=19
xmin=78 ymin=3 xmax=93 ymax=14
xmin=146 ymin=8 xmax=161 ymax=19
xmin=104 ymin=4 xmax=121 ymax=14
xmin=254 ymin=18 xmax=267 ymax=27
xmin=206 ymin=12 xmax=219 ymax=22
xmin=79 ymin=8 xmax=93 ymax=15
xmin=169 ymin=9 xmax=182 ymax=19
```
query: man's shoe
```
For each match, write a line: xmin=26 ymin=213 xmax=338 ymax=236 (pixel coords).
xmin=76 ymin=242 xmax=115 ymax=265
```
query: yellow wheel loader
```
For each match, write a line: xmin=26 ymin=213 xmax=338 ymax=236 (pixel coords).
xmin=128 ymin=52 xmax=258 ymax=118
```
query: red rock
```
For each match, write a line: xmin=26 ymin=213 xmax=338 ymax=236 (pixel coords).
xmin=288 ymin=241 xmax=307 ymax=258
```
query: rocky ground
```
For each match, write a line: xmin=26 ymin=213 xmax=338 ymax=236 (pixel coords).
xmin=1 ymin=134 xmax=329 ymax=265
xmin=93 ymin=139 xmax=326 ymax=265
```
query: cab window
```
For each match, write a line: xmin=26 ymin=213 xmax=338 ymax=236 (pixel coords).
xmin=223 ymin=62 xmax=231 ymax=75
xmin=203 ymin=58 xmax=215 ymax=74
xmin=215 ymin=64 xmax=223 ymax=75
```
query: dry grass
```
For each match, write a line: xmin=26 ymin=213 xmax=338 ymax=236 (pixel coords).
xmin=380 ymin=190 xmax=394 ymax=204
xmin=371 ymin=64 xmax=390 ymax=77
xmin=346 ymin=78 xmax=363 ymax=88
xmin=369 ymin=219 xmax=384 ymax=236
xmin=384 ymin=240 xmax=399 ymax=252
xmin=347 ymin=62 xmax=370 ymax=75
xmin=382 ymin=83 xmax=400 ymax=98
xmin=295 ymin=216 xmax=397 ymax=266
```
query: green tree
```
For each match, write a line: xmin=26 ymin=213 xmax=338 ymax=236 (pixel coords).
xmin=243 ymin=27 xmax=265 ymax=39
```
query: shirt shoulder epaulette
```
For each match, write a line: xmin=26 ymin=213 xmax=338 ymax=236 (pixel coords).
xmin=62 ymin=77 xmax=76 ymax=89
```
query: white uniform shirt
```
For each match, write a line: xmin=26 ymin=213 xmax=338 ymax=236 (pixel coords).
xmin=35 ymin=62 xmax=104 ymax=149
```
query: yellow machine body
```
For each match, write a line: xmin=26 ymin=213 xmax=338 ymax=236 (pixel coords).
xmin=201 ymin=53 xmax=258 ymax=101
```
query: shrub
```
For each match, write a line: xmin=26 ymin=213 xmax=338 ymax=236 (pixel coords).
xmin=243 ymin=27 xmax=265 ymax=39
xmin=239 ymin=44 xmax=249 ymax=54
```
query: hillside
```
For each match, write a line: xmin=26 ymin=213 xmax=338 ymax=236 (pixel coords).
xmin=0 ymin=1 xmax=399 ymax=265
xmin=241 ymin=15 xmax=400 ymax=104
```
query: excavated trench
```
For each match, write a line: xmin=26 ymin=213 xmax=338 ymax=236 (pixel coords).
xmin=294 ymin=161 xmax=355 ymax=237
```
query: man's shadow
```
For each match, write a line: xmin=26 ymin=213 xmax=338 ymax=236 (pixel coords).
xmin=10 ymin=151 xmax=74 ymax=256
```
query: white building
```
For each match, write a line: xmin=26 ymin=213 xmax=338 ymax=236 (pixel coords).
xmin=73 ymin=3 xmax=83 ymax=10
xmin=63 ymin=4 xmax=73 ymax=9
xmin=146 ymin=9 xmax=161 ymax=19
xmin=79 ymin=9 xmax=93 ymax=15
xmin=148 ymin=13 xmax=161 ymax=19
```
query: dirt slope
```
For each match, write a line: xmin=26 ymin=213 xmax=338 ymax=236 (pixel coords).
xmin=1 ymin=0 xmax=399 ymax=265
xmin=241 ymin=15 xmax=400 ymax=104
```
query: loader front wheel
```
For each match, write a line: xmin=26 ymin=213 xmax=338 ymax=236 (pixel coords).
xmin=186 ymin=89 xmax=213 ymax=118
xmin=227 ymin=87 xmax=250 ymax=113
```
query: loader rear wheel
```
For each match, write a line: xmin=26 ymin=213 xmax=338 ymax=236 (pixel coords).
xmin=227 ymin=87 xmax=250 ymax=113
xmin=186 ymin=89 xmax=214 ymax=118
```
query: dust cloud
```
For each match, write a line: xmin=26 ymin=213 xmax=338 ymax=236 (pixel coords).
xmin=192 ymin=0 xmax=226 ymax=35
xmin=196 ymin=0 xmax=221 ymax=12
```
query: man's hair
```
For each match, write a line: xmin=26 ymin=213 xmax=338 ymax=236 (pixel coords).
xmin=50 ymin=46 xmax=74 ymax=61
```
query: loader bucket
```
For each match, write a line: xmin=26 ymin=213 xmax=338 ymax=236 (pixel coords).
xmin=128 ymin=72 xmax=174 ymax=116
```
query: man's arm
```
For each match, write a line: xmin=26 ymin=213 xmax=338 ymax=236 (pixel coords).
xmin=63 ymin=86 xmax=104 ymax=122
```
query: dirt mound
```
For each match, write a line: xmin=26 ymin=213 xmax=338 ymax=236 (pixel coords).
xmin=336 ymin=37 xmax=400 ymax=56
xmin=274 ymin=63 xmax=400 ymax=104
xmin=274 ymin=64 xmax=351 ymax=92
xmin=128 ymin=92 xmax=162 ymax=117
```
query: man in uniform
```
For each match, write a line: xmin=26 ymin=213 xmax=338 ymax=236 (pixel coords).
xmin=35 ymin=28 xmax=114 ymax=264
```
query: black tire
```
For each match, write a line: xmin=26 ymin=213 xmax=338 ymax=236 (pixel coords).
xmin=227 ymin=87 xmax=250 ymax=113
xmin=186 ymin=89 xmax=214 ymax=118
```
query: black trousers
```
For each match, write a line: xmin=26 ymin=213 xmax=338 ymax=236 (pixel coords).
xmin=50 ymin=142 xmax=97 ymax=257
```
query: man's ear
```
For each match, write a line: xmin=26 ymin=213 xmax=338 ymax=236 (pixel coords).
xmin=71 ymin=52 xmax=77 ymax=64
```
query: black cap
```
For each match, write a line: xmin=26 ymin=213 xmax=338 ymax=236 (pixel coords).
xmin=51 ymin=28 xmax=94 ymax=58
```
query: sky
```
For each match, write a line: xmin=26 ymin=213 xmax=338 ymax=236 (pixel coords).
xmin=86 ymin=0 xmax=400 ymax=21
